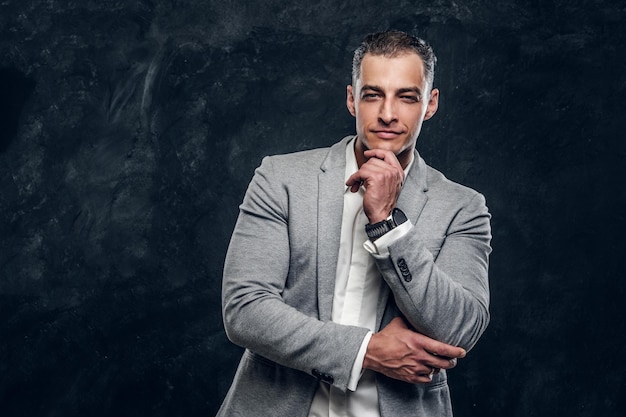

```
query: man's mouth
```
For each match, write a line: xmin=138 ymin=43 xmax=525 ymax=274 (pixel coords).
xmin=372 ymin=129 xmax=402 ymax=139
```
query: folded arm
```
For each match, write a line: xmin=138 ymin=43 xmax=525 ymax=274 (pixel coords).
xmin=372 ymin=192 xmax=492 ymax=351
xmin=347 ymin=148 xmax=491 ymax=383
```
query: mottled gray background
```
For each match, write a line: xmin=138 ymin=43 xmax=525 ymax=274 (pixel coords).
xmin=1 ymin=1 xmax=625 ymax=416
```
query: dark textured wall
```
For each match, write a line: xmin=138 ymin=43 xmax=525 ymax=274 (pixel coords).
xmin=1 ymin=1 xmax=624 ymax=416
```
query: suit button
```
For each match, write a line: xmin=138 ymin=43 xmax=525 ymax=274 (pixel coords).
xmin=312 ymin=369 xmax=334 ymax=384
xmin=397 ymin=258 xmax=412 ymax=282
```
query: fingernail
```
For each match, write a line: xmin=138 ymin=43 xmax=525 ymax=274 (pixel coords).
xmin=460 ymin=349 xmax=467 ymax=358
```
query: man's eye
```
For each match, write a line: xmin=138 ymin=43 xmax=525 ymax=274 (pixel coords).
xmin=401 ymin=95 xmax=419 ymax=102
xmin=362 ymin=93 xmax=381 ymax=100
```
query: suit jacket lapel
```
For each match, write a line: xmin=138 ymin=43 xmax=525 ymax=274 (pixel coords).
xmin=315 ymin=141 xmax=430 ymax=326
xmin=316 ymin=137 xmax=352 ymax=321
xmin=397 ymin=152 xmax=429 ymax=223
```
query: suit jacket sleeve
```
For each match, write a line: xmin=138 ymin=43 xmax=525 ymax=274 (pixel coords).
xmin=371 ymin=191 xmax=492 ymax=351
xmin=222 ymin=156 xmax=369 ymax=391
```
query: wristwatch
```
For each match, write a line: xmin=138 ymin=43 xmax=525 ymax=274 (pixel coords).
xmin=365 ymin=208 xmax=408 ymax=242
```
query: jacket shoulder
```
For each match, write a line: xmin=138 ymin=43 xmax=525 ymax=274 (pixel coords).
xmin=425 ymin=164 xmax=485 ymax=203
xmin=256 ymin=144 xmax=339 ymax=184
xmin=265 ymin=146 xmax=330 ymax=168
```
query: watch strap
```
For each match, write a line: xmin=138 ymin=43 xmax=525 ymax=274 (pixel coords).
xmin=365 ymin=208 xmax=407 ymax=241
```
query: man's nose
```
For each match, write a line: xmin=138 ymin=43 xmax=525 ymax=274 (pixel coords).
xmin=379 ymin=99 xmax=398 ymax=124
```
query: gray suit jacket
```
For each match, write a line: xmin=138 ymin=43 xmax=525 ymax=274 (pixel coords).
xmin=218 ymin=136 xmax=492 ymax=417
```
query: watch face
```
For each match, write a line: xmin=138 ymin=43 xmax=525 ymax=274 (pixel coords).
xmin=392 ymin=208 xmax=407 ymax=225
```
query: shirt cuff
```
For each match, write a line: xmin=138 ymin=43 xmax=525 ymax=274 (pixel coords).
xmin=347 ymin=331 xmax=373 ymax=391
xmin=363 ymin=219 xmax=413 ymax=256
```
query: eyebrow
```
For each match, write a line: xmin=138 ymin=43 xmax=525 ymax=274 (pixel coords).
xmin=361 ymin=85 xmax=423 ymax=97
xmin=397 ymin=87 xmax=423 ymax=96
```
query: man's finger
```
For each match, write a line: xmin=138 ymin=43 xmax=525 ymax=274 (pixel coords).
xmin=427 ymin=355 xmax=459 ymax=370
xmin=363 ymin=149 xmax=403 ymax=169
xmin=420 ymin=337 xmax=466 ymax=359
xmin=430 ymin=344 xmax=466 ymax=359
xmin=345 ymin=172 xmax=364 ymax=192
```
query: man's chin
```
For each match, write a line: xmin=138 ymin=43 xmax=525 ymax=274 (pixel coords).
xmin=362 ymin=139 xmax=409 ymax=155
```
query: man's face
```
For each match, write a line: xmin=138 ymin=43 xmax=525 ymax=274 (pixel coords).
xmin=347 ymin=52 xmax=439 ymax=167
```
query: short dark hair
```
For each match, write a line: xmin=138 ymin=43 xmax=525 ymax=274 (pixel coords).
xmin=352 ymin=30 xmax=437 ymax=89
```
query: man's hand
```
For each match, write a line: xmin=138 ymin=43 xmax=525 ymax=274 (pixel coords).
xmin=363 ymin=317 xmax=466 ymax=384
xmin=345 ymin=149 xmax=405 ymax=223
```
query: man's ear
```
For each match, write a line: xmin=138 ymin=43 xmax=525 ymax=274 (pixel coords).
xmin=346 ymin=85 xmax=356 ymax=117
xmin=424 ymin=88 xmax=439 ymax=120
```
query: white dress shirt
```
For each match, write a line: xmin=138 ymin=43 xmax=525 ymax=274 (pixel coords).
xmin=308 ymin=138 xmax=413 ymax=417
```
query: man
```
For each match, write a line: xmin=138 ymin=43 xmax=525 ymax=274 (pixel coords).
xmin=218 ymin=30 xmax=491 ymax=416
